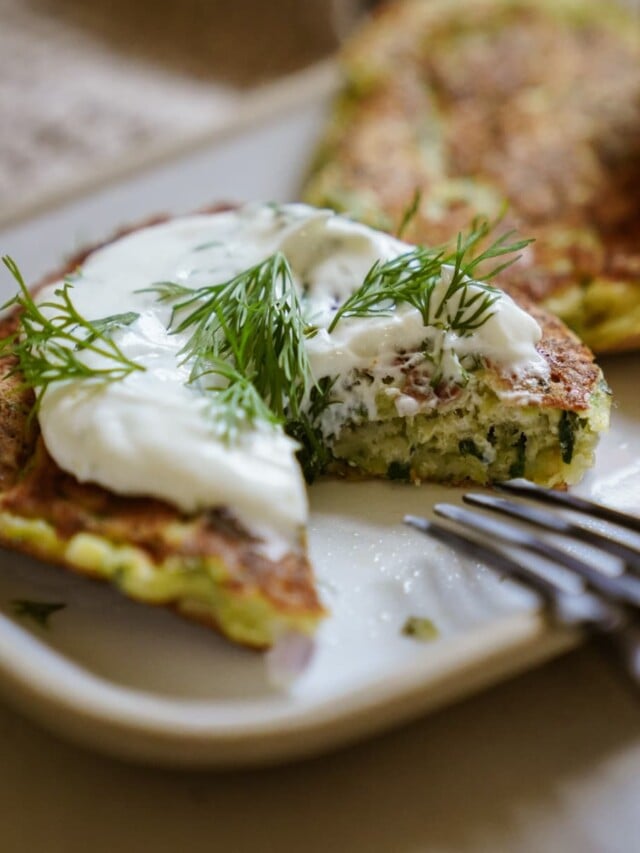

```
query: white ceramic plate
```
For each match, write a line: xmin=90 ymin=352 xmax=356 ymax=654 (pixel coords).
xmin=0 ymin=80 xmax=638 ymax=767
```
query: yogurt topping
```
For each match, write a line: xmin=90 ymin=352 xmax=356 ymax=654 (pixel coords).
xmin=35 ymin=204 xmax=547 ymax=545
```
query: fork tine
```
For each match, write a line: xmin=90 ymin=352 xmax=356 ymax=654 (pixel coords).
xmin=404 ymin=515 xmax=619 ymax=630
xmin=406 ymin=510 xmax=640 ymax=688
xmin=498 ymin=480 xmax=640 ymax=534
xmin=435 ymin=503 xmax=640 ymax=609
xmin=463 ymin=493 xmax=640 ymax=574
xmin=405 ymin=514 xmax=565 ymax=602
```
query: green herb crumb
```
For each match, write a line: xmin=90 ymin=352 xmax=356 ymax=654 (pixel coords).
xmin=402 ymin=616 xmax=439 ymax=641
xmin=11 ymin=599 xmax=66 ymax=628
xmin=508 ymin=433 xmax=527 ymax=478
xmin=459 ymin=438 xmax=484 ymax=460
xmin=387 ymin=461 xmax=411 ymax=481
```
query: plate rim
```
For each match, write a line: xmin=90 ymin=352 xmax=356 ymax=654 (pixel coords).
xmin=0 ymin=606 xmax=577 ymax=766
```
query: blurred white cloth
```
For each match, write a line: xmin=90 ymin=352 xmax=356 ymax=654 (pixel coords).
xmin=0 ymin=0 xmax=344 ymax=225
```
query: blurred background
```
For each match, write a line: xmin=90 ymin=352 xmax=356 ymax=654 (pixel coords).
xmin=3 ymin=0 xmax=636 ymax=227
xmin=0 ymin=0 xmax=372 ymax=224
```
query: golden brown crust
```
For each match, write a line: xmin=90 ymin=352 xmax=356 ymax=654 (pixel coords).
xmin=305 ymin=0 xmax=640 ymax=351
xmin=499 ymin=286 xmax=602 ymax=411
xmin=0 ymin=348 xmax=36 ymax=493
xmin=0 ymin=439 xmax=320 ymax=619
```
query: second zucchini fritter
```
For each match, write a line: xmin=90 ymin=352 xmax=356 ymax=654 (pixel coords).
xmin=304 ymin=0 xmax=640 ymax=352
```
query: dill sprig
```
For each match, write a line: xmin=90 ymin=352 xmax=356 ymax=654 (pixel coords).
xmin=0 ymin=256 xmax=144 ymax=405
xmin=285 ymin=375 xmax=336 ymax=482
xmin=194 ymin=360 xmax=281 ymax=442
xmin=147 ymin=253 xmax=327 ymax=460
xmin=328 ymin=219 xmax=532 ymax=334
xmin=396 ymin=187 xmax=423 ymax=239
xmin=145 ymin=219 xmax=531 ymax=478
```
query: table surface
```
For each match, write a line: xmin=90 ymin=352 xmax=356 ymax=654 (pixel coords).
xmin=2 ymin=644 xmax=639 ymax=853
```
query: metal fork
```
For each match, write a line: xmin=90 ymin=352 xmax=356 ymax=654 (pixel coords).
xmin=405 ymin=480 xmax=640 ymax=686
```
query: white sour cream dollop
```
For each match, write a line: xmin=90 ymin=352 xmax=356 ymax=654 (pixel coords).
xmin=35 ymin=204 xmax=546 ymax=547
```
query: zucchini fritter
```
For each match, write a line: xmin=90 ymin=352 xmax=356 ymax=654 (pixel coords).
xmin=0 ymin=225 xmax=325 ymax=649
xmin=304 ymin=0 xmax=640 ymax=352
xmin=326 ymin=288 xmax=609 ymax=488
